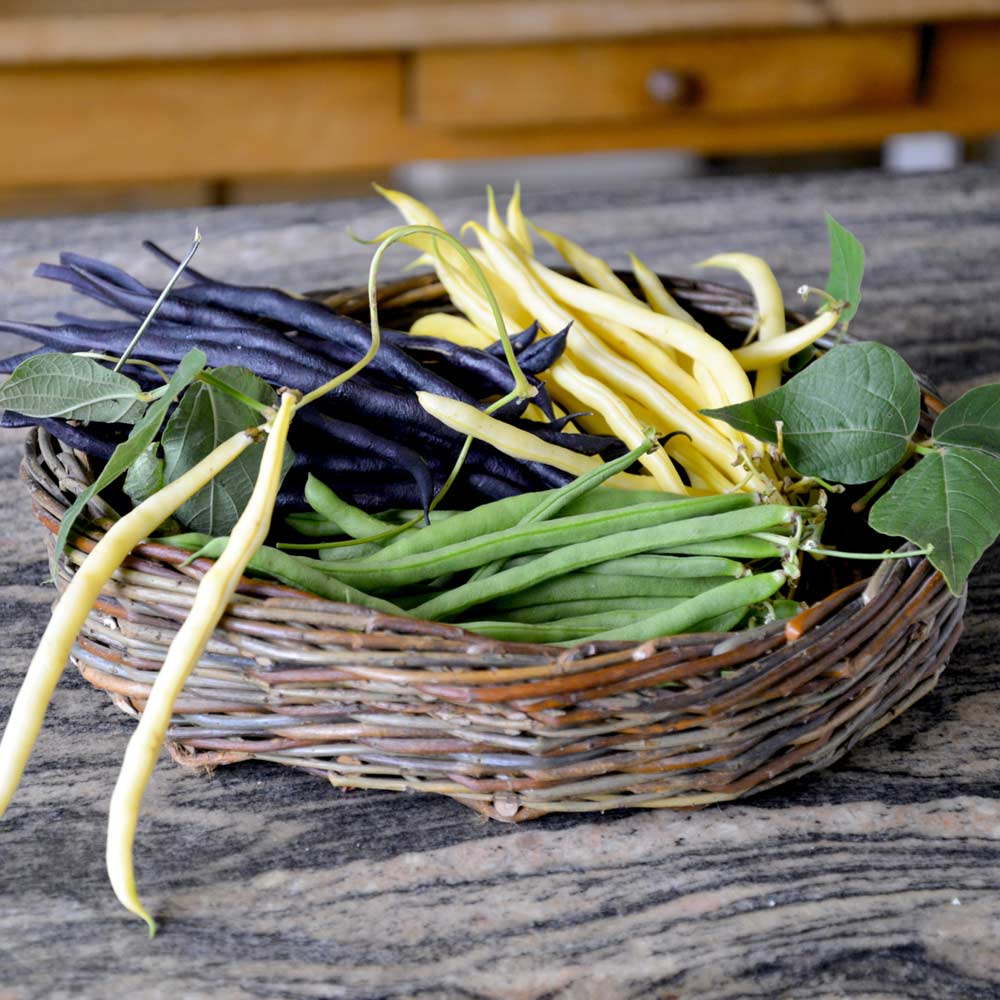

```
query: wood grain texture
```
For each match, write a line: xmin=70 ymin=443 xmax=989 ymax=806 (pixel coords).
xmin=4 ymin=0 xmax=1000 ymax=65
xmin=0 ymin=1 xmax=827 ymax=65
xmin=1 ymin=166 xmax=999 ymax=998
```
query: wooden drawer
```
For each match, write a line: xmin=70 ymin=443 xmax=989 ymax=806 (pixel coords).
xmin=411 ymin=27 xmax=919 ymax=128
xmin=0 ymin=54 xmax=404 ymax=187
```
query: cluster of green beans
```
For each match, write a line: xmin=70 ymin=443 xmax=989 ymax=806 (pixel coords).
xmin=167 ymin=438 xmax=802 ymax=646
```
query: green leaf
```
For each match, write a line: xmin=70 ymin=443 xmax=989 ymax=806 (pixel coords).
xmin=51 ymin=349 xmax=206 ymax=576
xmin=162 ymin=366 xmax=293 ymax=535
xmin=932 ymin=383 xmax=1000 ymax=457
xmin=870 ymin=445 xmax=1000 ymax=594
xmin=703 ymin=342 xmax=921 ymax=484
xmin=123 ymin=443 xmax=164 ymax=506
xmin=825 ymin=214 xmax=865 ymax=326
xmin=0 ymin=353 xmax=146 ymax=424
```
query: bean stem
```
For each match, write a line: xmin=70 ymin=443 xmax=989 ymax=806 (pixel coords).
xmin=350 ymin=223 xmax=535 ymax=405
xmin=112 ymin=230 xmax=201 ymax=372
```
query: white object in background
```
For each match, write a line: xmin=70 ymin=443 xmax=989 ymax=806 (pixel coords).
xmin=882 ymin=132 xmax=964 ymax=173
xmin=394 ymin=149 xmax=703 ymax=200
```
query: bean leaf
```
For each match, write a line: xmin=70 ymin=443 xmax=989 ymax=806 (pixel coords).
xmin=825 ymin=214 xmax=865 ymax=326
xmin=703 ymin=342 xmax=920 ymax=483
xmin=162 ymin=366 xmax=293 ymax=535
xmin=52 ymin=348 xmax=206 ymax=575
xmin=123 ymin=443 xmax=164 ymax=506
xmin=931 ymin=383 xmax=1000 ymax=456
xmin=870 ymin=446 xmax=1000 ymax=594
xmin=0 ymin=353 xmax=146 ymax=424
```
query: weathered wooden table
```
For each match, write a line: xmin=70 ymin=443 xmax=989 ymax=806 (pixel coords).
xmin=1 ymin=166 xmax=998 ymax=1000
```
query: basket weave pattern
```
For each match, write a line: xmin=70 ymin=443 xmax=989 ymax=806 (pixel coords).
xmin=19 ymin=276 xmax=966 ymax=822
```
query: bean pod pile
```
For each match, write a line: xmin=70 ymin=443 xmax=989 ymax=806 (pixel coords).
xmin=0 ymin=247 xmax=626 ymax=512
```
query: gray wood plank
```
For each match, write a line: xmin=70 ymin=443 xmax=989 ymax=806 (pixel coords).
xmin=1 ymin=165 xmax=999 ymax=1000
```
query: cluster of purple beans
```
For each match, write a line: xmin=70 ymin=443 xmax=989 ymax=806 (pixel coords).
xmin=0 ymin=245 xmax=626 ymax=513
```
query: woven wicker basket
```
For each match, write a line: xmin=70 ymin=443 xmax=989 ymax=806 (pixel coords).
xmin=19 ymin=274 xmax=966 ymax=822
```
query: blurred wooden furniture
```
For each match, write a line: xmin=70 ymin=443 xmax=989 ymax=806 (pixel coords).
xmin=1 ymin=0 xmax=999 ymax=197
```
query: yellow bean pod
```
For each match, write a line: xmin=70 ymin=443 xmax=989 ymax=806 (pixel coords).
xmin=416 ymin=391 xmax=654 ymax=491
xmin=548 ymin=358 xmax=687 ymax=492
xmin=486 ymin=185 xmax=523 ymax=253
xmin=372 ymin=184 xmax=455 ymax=262
xmin=732 ymin=309 xmax=840 ymax=370
xmin=524 ymin=226 xmax=707 ymax=408
xmin=532 ymin=222 xmax=635 ymax=300
xmin=519 ymin=253 xmax=755 ymax=405
xmin=467 ymin=222 xmax=741 ymax=483
xmin=699 ymin=252 xmax=786 ymax=397
xmin=505 ymin=182 xmax=534 ymax=255
xmin=106 ymin=392 xmax=296 ymax=934
xmin=0 ymin=428 xmax=256 ymax=820
xmin=629 ymin=252 xmax=702 ymax=329
xmin=434 ymin=246 xmax=534 ymax=336
xmin=409 ymin=311 xmax=495 ymax=348
xmin=561 ymin=305 xmax=709 ymax=412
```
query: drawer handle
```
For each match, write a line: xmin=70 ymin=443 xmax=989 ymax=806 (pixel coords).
xmin=645 ymin=69 xmax=693 ymax=106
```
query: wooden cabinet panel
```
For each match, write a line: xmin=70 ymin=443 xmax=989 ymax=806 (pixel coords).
xmin=412 ymin=28 xmax=919 ymax=128
xmin=928 ymin=21 xmax=1000 ymax=107
xmin=0 ymin=54 xmax=404 ymax=187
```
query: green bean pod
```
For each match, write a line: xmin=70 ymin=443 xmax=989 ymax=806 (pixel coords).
xmin=685 ymin=606 xmax=748 ymax=634
xmin=284 ymin=507 xmax=462 ymax=541
xmin=657 ymin=536 xmax=784 ymax=560
xmin=304 ymin=474 xmax=392 ymax=539
xmin=463 ymin=602 xmax=750 ymax=644
xmin=486 ymin=574 xmax=736 ymax=611
xmin=369 ymin=487 xmax=669 ymax=563
xmin=468 ymin=432 xmax=658 ymax=583
xmin=249 ymin=547 xmax=404 ymax=613
xmin=570 ymin=569 xmax=787 ymax=645
xmin=457 ymin=615 xmax=649 ymax=644
xmin=317 ymin=542 xmax=383 ymax=562
xmin=412 ymin=504 xmax=794 ymax=620
xmin=162 ymin=535 xmax=401 ymax=614
xmin=482 ymin=597 xmax=684 ymax=624
xmin=580 ymin=554 xmax=744 ymax=579
xmin=324 ymin=494 xmax=756 ymax=592
xmin=284 ymin=511 xmax=346 ymax=538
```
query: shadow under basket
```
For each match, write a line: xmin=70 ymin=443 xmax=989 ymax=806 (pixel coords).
xmin=19 ymin=273 xmax=967 ymax=823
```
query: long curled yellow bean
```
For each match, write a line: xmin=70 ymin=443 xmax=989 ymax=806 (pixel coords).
xmin=106 ymin=392 xmax=295 ymax=934
xmin=0 ymin=429 xmax=256 ymax=819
